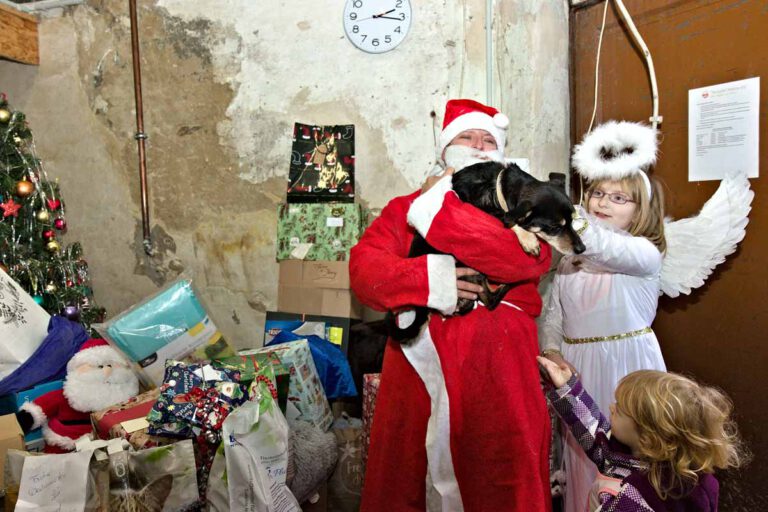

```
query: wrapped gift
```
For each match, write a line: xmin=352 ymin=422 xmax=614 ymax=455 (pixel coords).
xmin=361 ymin=373 xmax=381 ymax=471
xmin=95 ymin=279 xmax=236 ymax=387
xmin=0 ymin=269 xmax=51 ymax=380
xmin=211 ymin=353 xmax=290 ymax=414
xmin=287 ymin=122 xmax=354 ymax=203
xmin=241 ymin=339 xmax=333 ymax=431
xmin=147 ymin=360 xmax=248 ymax=437
xmin=276 ymin=203 xmax=367 ymax=261
xmin=91 ymin=388 xmax=176 ymax=450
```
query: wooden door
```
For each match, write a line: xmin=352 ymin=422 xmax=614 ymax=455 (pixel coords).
xmin=571 ymin=1 xmax=766 ymax=508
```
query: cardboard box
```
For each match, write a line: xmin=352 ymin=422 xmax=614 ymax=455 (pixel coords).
xmin=276 ymin=203 xmax=367 ymax=261
xmin=278 ymin=261 xmax=362 ymax=319
xmin=264 ymin=311 xmax=353 ymax=354
xmin=0 ymin=379 xmax=64 ymax=416
xmin=0 ymin=414 xmax=25 ymax=491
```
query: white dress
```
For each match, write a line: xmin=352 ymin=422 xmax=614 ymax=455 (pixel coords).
xmin=539 ymin=209 xmax=666 ymax=512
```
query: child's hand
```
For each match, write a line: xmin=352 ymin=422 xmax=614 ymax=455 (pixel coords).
xmin=421 ymin=167 xmax=455 ymax=193
xmin=537 ymin=356 xmax=574 ymax=388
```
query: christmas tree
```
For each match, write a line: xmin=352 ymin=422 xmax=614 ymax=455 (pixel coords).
xmin=0 ymin=93 xmax=104 ymax=328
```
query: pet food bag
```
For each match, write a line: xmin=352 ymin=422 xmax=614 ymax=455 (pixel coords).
xmin=287 ymin=123 xmax=355 ymax=203
xmin=327 ymin=414 xmax=364 ymax=512
xmin=208 ymin=378 xmax=300 ymax=512
xmin=0 ymin=269 xmax=51 ymax=380
xmin=94 ymin=278 xmax=236 ymax=387
xmin=241 ymin=339 xmax=333 ymax=431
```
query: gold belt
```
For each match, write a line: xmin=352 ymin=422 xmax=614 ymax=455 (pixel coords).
xmin=564 ymin=327 xmax=653 ymax=345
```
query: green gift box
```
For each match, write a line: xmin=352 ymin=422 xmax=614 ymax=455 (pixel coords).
xmin=276 ymin=203 xmax=368 ymax=261
xmin=211 ymin=353 xmax=290 ymax=415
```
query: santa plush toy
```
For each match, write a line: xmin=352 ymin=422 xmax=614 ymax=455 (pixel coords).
xmin=17 ymin=338 xmax=139 ymax=453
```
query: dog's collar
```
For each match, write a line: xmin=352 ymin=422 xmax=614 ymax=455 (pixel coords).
xmin=495 ymin=167 xmax=509 ymax=213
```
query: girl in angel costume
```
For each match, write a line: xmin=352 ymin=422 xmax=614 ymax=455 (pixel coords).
xmin=539 ymin=120 xmax=753 ymax=512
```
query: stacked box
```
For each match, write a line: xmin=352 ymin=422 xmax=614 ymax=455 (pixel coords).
xmin=241 ymin=339 xmax=333 ymax=431
xmin=277 ymin=261 xmax=362 ymax=320
xmin=276 ymin=203 xmax=367 ymax=261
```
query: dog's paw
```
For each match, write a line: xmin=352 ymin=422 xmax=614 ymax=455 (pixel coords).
xmin=512 ymin=225 xmax=541 ymax=256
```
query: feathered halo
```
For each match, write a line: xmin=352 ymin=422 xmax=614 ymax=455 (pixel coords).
xmin=572 ymin=120 xmax=658 ymax=181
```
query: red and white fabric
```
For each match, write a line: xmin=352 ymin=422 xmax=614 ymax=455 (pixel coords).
xmin=350 ymin=175 xmax=553 ymax=511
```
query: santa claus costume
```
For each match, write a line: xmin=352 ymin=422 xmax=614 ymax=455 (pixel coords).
xmin=19 ymin=338 xmax=139 ymax=453
xmin=350 ymin=99 xmax=553 ymax=511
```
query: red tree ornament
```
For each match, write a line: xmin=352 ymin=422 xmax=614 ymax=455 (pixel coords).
xmin=0 ymin=198 xmax=22 ymax=217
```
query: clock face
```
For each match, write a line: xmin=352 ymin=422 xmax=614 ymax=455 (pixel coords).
xmin=343 ymin=0 xmax=412 ymax=54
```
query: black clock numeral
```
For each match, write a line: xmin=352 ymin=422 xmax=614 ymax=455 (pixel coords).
xmin=372 ymin=38 xmax=380 ymax=47
xmin=385 ymin=35 xmax=392 ymax=43
xmin=394 ymin=26 xmax=401 ymax=33
xmin=353 ymin=0 xmax=362 ymax=7
xmin=361 ymin=34 xmax=368 ymax=42
xmin=349 ymin=12 xmax=357 ymax=20
xmin=399 ymin=12 xmax=406 ymax=20
xmin=352 ymin=25 xmax=359 ymax=33
xmin=396 ymin=0 xmax=402 ymax=6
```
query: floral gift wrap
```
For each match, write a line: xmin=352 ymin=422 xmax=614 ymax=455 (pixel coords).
xmin=276 ymin=203 xmax=368 ymax=261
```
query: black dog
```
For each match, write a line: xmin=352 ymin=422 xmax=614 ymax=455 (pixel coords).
xmin=388 ymin=161 xmax=586 ymax=342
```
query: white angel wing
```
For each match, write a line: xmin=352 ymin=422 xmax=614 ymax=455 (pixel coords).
xmin=660 ymin=172 xmax=754 ymax=298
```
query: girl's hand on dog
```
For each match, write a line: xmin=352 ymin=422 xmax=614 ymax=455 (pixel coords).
xmin=536 ymin=356 xmax=573 ymax=388
xmin=422 ymin=167 xmax=455 ymax=194
xmin=456 ymin=267 xmax=483 ymax=301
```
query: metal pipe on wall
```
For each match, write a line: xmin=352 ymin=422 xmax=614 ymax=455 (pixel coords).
xmin=128 ymin=0 xmax=152 ymax=255
xmin=486 ymin=0 xmax=493 ymax=105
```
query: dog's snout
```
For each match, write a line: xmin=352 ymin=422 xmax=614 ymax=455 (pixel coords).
xmin=573 ymin=238 xmax=586 ymax=254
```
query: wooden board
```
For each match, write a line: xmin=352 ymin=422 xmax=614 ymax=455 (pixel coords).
xmin=0 ymin=3 xmax=38 ymax=65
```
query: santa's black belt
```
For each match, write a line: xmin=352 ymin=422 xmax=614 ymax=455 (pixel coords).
xmin=59 ymin=419 xmax=92 ymax=425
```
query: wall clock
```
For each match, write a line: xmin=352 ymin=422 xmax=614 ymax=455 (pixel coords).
xmin=343 ymin=0 xmax=412 ymax=54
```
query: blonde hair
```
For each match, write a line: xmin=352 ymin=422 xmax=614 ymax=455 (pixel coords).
xmin=584 ymin=174 xmax=667 ymax=252
xmin=615 ymin=370 xmax=747 ymax=500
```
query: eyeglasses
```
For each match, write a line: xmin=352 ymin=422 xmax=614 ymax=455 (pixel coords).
xmin=590 ymin=189 xmax=635 ymax=205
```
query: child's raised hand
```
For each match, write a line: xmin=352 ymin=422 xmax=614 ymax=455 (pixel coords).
xmin=536 ymin=356 xmax=574 ymax=388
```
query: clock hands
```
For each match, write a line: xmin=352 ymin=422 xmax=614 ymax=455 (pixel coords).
xmin=373 ymin=9 xmax=395 ymax=18
xmin=376 ymin=15 xmax=401 ymax=20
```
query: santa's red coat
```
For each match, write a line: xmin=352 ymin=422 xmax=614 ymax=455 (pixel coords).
xmin=350 ymin=178 xmax=553 ymax=511
xmin=21 ymin=388 xmax=92 ymax=453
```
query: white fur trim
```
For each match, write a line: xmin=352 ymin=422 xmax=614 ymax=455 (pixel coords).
xmin=426 ymin=255 xmax=457 ymax=316
xmin=67 ymin=345 xmax=127 ymax=373
xmin=42 ymin=423 xmax=77 ymax=450
xmin=401 ymin=327 xmax=464 ymax=511
xmin=572 ymin=121 xmax=657 ymax=182
xmin=20 ymin=400 xmax=47 ymax=430
xmin=438 ymin=111 xmax=507 ymax=160
xmin=407 ymin=175 xmax=454 ymax=236
xmin=397 ymin=310 xmax=417 ymax=329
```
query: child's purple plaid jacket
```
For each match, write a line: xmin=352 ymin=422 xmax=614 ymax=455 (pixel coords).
xmin=547 ymin=376 xmax=719 ymax=512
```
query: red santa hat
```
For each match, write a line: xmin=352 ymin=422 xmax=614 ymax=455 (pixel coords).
xmin=437 ymin=99 xmax=509 ymax=161
xmin=66 ymin=338 xmax=126 ymax=373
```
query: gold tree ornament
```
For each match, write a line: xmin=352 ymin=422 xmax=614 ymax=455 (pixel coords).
xmin=15 ymin=179 xmax=35 ymax=198
xmin=45 ymin=282 xmax=57 ymax=293
xmin=45 ymin=240 xmax=61 ymax=253
xmin=0 ymin=109 xmax=11 ymax=123
xmin=36 ymin=209 xmax=50 ymax=222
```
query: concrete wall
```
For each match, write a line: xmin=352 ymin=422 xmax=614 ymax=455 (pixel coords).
xmin=0 ymin=0 xmax=569 ymax=350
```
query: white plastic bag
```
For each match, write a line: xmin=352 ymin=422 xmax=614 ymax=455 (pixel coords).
xmin=216 ymin=381 xmax=300 ymax=512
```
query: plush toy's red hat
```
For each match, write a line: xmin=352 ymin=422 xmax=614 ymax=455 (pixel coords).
xmin=66 ymin=338 xmax=126 ymax=373
xmin=437 ymin=99 xmax=509 ymax=161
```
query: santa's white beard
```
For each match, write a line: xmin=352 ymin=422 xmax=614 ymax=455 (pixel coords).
xmin=431 ymin=145 xmax=504 ymax=176
xmin=64 ymin=365 xmax=139 ymax=412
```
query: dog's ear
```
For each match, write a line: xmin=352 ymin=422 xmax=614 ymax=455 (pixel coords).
xmin=505 ymin=200 xmax=533 ymax=226
xmin=548 ymin=172 xmax=566 ymax=191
